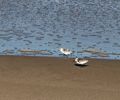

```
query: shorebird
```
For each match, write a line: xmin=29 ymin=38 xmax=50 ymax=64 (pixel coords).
xmin=75 ymin=58 xmax=88 ymax=66
xmin=59 ymin=48 xmax=72 ymax=57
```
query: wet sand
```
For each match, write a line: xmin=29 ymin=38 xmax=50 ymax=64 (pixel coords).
xmin=0 ymin=55 xmax=120 ymax=100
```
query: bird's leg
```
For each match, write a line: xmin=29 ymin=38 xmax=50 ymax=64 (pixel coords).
xmin=64 ymin=54 xmax=68 ymax=59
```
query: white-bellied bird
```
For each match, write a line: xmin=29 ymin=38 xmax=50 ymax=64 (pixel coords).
xmin=75 ymin=58 xmax=88 ymax=65
xmin=59 ymin=48 xmax=72 ymax=57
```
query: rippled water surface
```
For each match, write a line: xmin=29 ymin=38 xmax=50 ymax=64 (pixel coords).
xmin=0 ymin=0 xmax=120 ymax=59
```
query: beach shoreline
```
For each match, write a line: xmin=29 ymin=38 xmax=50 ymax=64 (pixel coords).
xmin=0 ymin=55 xmax=120 ymax=100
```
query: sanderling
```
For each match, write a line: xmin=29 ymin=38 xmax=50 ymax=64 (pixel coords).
xmin=75 ymin=58 xmax=88 ymax=66
xmin=59 ymin=48 xmax=72 ymax=56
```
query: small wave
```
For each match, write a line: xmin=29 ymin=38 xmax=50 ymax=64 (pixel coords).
xmin=18 ymin=49 xmax=53 ymax=55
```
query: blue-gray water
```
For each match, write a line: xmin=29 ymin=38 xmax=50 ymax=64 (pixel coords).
xmin=0 ymin=0 xmax=120 ymax=59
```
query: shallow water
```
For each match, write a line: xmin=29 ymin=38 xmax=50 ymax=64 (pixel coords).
xmin=0 ymin=0 xmax=120 ymax=59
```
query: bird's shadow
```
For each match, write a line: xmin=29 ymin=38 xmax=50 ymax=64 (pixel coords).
xmin=74 ymin=64 xmax=88 ymax=68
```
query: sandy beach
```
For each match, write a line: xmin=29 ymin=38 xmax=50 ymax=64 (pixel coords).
xmin=0 ymin=55 xmax=120 ymax=100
